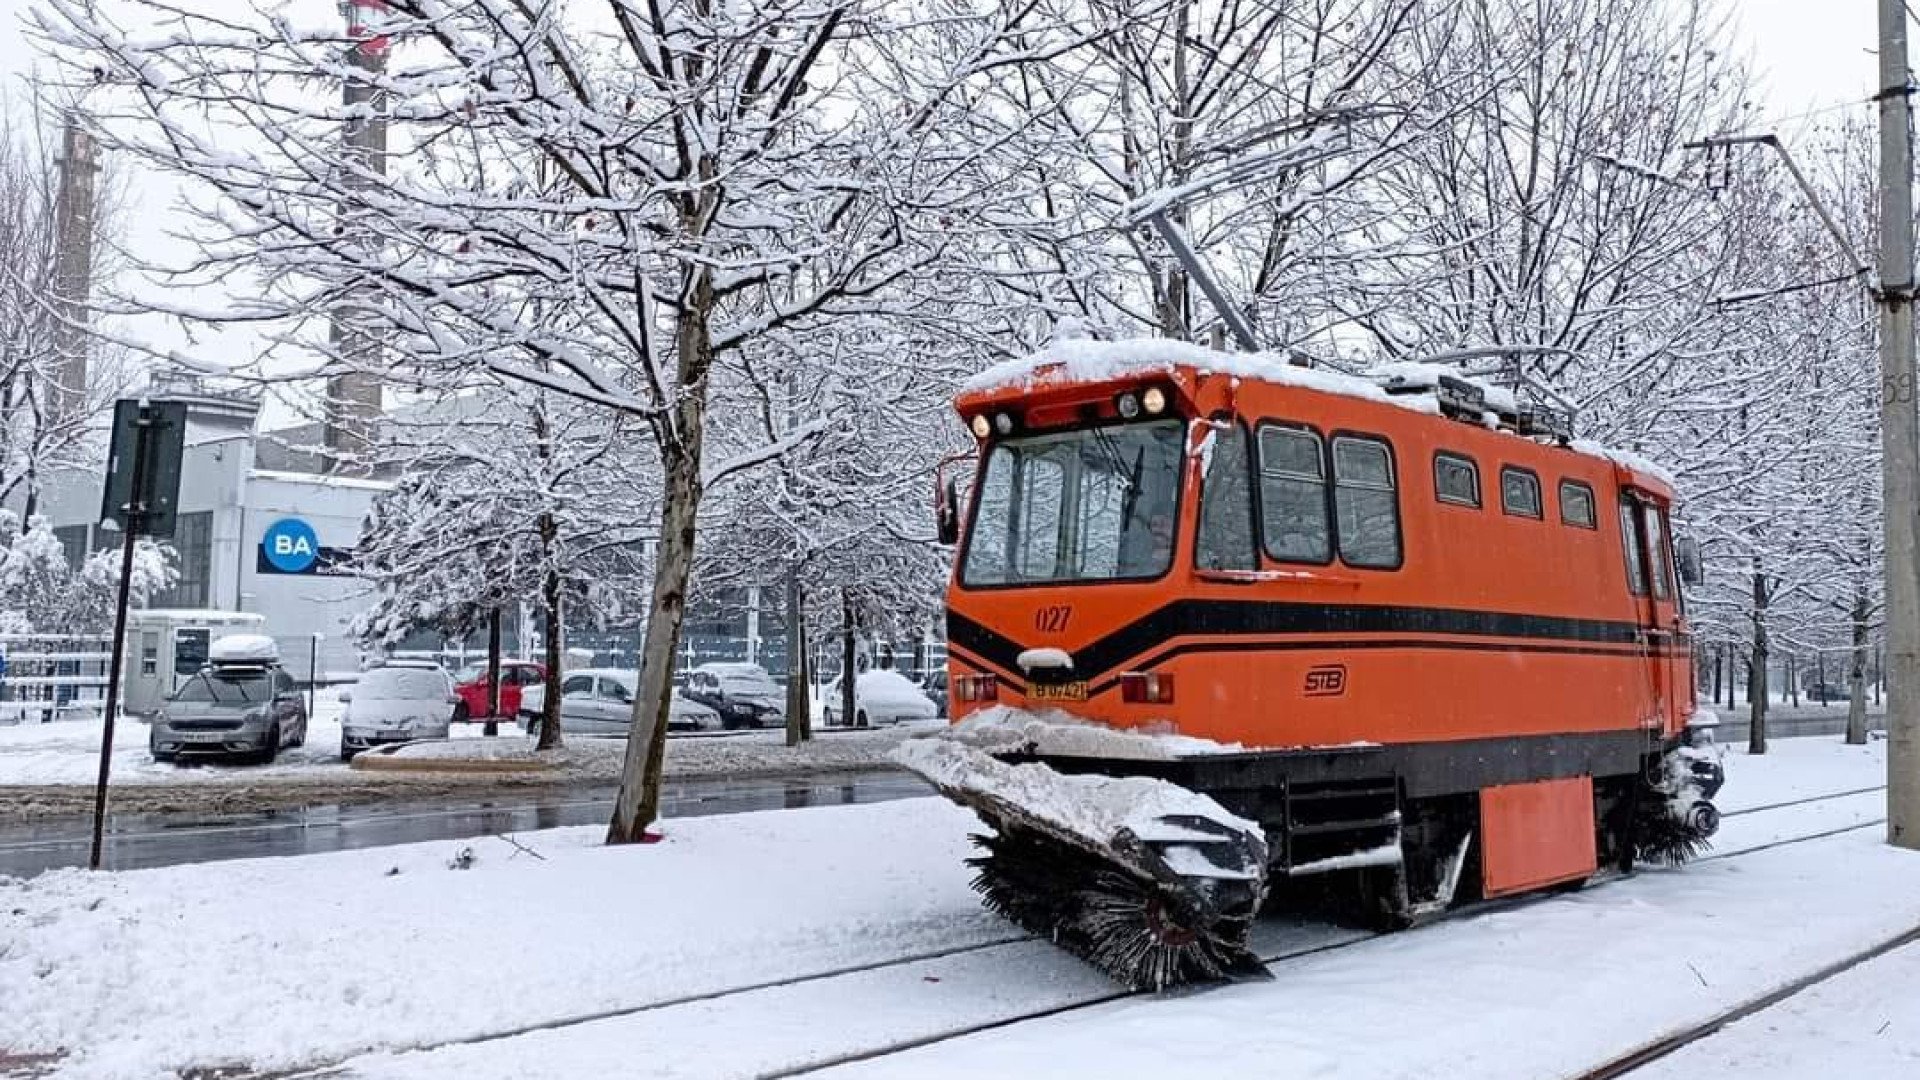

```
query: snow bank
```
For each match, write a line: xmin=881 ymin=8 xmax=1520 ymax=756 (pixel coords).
xmin=934 ymin=705 xmax=1246 ymax=760
xmin=893 ymin=735 xmax=1259 ymax=846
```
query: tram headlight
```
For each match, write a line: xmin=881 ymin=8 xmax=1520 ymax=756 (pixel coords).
xmin=1115 ymin=392 xmax=1141 ymax=419
xmin=970 ymin=414 xmax=991 ymax=439
xmin=993 ymin=412 xmax=1015 ymax=435
xmin=1142 ymin=387 xmax=1168 ymax=415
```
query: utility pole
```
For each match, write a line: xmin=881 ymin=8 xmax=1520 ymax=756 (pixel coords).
xmin=1878 ymin=0 xmax=1920 ymax=849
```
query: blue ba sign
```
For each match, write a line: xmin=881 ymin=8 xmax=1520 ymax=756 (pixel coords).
xmin=260 ymin=517 xmax=321 ymax=574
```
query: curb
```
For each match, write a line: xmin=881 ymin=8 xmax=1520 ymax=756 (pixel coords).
xmin=349 ymin=745 xmax=560 ymax=775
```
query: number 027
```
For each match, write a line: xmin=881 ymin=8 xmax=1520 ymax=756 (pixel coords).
xmin=1034 ymin=606 xmax=1071 ymax=633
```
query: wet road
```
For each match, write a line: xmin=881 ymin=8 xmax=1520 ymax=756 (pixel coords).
xmin=0 ymin=771 xmax=933 ymax=879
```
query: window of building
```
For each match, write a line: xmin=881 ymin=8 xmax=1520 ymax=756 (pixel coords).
xmin=1559 ymin=480 xmax=1597 ymax=529
xmin=1500 ymin=467 xmax=1542 ymax=519
xmin=154 ymin=511 xmax=213 ymax=608
xmin=53 ymin=525 xmax=88 ymax=570
xmin=1197 ymin=421 xmax=1256 ymax=571
xmin=1333 ymin=435 xmax=1401 ymax=569
xmin=1434 ymin=453 xmax=1480 ymax=507
xmin=1619 ymin=502 xmax=1649 ymax=595
xmin=1258 ymin=426 xmax=1331 ymax=563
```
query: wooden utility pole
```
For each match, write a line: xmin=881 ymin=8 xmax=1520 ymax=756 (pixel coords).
xmin=1879 ymin=0 xmax=1920 ymax=848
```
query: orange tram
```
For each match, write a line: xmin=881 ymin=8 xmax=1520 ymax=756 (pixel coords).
xmin=913 ymin=342 xmax=1724 ymax=988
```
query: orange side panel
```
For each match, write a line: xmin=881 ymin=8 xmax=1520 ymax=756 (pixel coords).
xmin=1478 ymin=776 xmax=1597 ymax=898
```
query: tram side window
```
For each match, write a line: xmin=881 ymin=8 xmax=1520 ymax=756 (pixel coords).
xmin=1501 ymin=467 xmax=1542 ymax=519
xmin=1434 ymin=453 xmax=1480 ymax=507
xmin=1644 ymin=504 xmax=1672 ymax=600
xmin=1559 ymin=480 xmax=1597 ymax=528
xmin=1332 ymin=436 xmax=1401 ymax=569
xmin=1619 ymin=501 xmax=1649 ymax=595
xmin=1197 ymin=422 xmax=1257 ymax=570
xmin=1258 ymin=426 xmax=1331 ymax=563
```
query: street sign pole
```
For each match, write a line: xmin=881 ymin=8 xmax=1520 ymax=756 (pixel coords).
xmin=90 ymin=403 xmax=159 ymax=871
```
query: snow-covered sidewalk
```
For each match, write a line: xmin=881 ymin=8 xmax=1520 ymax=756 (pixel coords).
xmin=0 ymin=736 xmax=1900 ymax=1080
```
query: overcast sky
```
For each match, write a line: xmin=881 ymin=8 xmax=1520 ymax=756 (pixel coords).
xmin=0 ymin=0 xmax=1899 ymax=403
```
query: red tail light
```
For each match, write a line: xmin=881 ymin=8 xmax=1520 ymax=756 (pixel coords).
xmin=1120 ymin=671 xmax=1175 ymax=704
xmin=956 ymin=674 xmax=998 ymax=703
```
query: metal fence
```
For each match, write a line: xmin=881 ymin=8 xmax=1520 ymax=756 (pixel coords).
xmin=0 ymin=634 xmax=115 ymax=724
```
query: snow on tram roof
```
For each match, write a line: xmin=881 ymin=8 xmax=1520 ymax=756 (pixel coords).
xmin=962 ymin=338 xmax=1674 ymax=489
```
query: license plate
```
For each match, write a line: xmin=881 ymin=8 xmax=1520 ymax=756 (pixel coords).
xmin=182 ymin=732 xmax=229 ymax=743
xmin=1028 ymin=681 xmax=1087 ymax=702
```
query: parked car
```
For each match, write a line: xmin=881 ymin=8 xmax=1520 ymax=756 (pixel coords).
xmin=339 ymin=661 xmax=459 ymax=760
xmin=452 ymin=660 xmax=547 ymax=720
xmin=520 ymin=668 xmax=722 ymax=738
xmin=820 ymin=669 xmax=942 ymax=728
xmin=149 ymin=635 xmax=308 ymax=764
xmin=682 ymin=662 xmax=785 ymax=729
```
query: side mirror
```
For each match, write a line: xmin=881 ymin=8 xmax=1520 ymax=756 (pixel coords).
xmin=1676 ymin=536 xmax=1703 ymax=587
xmin=936 ymin=476 xmax=960 ymax=546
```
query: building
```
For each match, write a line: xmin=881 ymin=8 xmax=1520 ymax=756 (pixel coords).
xmin=37 ymin=379 xmax=389 ymax=680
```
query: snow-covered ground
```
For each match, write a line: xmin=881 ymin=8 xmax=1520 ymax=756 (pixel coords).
xmin=0 ymin=695 xmax=353 ymax=786
xmin=0 ymin=735 xmax=1904 ymax=1080
xmin=1632 ymin=939 xmax=1920 ymax=1080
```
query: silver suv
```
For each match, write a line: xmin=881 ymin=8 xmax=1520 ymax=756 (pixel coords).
xmin=150 ymin=661 xmax=309 ymax=764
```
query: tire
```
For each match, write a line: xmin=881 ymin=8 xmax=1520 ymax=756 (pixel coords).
xmin=340 ymin=745 xmax=356 ymax=763
xmin=259 ymin=726 xmax=281 ymax=765
xmin=855 ymin=710 xmax=870 ymax=729
xmin=289 ymin=722 xmax=306 ymax=749
xmin=526 ymin=719 xmax=542 ymax=743
xmin=823 ymin=707 xmax=837 ymax=727
xmin=452 ymin=701 xmax=470 ymax=723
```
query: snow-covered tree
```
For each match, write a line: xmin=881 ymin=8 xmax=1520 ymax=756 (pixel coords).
xmin=0 ymin=511 xmax=176 ymax=634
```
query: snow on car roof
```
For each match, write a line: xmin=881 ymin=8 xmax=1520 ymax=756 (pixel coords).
xmin=209 ymin=634 xmax=279 ymax=664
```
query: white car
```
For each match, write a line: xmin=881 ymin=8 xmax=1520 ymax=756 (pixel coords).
xmin=520 ymin=668 xmax=722 ymax=738
xmin=339 ymin=661 xmax=458 ymax=760
xmin=821 ymin=669 xmax=942 ymax=728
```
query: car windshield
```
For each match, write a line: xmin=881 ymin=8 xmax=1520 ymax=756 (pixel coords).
xmin=961 ymin=419 xmax=1183 ymax=586
xmin=359 ymin=668 xmax=447 ymax=699
xmin=172 ymin=670 xmax=272 ymax=704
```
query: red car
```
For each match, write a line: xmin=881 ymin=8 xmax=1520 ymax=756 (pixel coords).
xmin=452 ymin=660 xmax=547 ymax=720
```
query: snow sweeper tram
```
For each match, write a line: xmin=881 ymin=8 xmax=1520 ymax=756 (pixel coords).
xmin=896 ymin=340 xmax=1724 ymax=990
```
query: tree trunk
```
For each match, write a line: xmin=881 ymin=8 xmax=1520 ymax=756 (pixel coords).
xmin=536 ymin=566 xmax=563 ymax=751
xmin=484 ymin=607 xmax=501 ymax=738
xmin=1818 ymin=651 xmax=1828 ymax=707
xmin=1849 ymin=586 xmax=1871 ymax=745
xmin=1748 ymin=566 xmax=1768 ymax=755
xmin=606 ymin=271 xmax=715 ymax=845
xmin=785 ymin=568 xmax=811 ymax=746
xmin=840 ymin=593 xmax=858 ymax=727
xmin=1712 ymin=645 xmax=1722 ymax=705
xmin=1788 ymin=653 xmax=1799 ymax=709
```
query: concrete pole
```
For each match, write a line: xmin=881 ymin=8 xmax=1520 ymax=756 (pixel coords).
xmin=1878 ymin=0 xmax=1920 ymax=849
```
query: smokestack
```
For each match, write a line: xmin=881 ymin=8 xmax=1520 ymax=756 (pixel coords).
xmin=48 ymin=119 xmax=99 ymax=422
xmin=324 ymin=0 xmax=392 ymax=473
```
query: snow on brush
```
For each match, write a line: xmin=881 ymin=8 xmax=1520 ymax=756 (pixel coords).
xmin=892 ymin=728 xmax=1258 ymax=846
xmin=931 ymin=705 xmax=1246 ymax=761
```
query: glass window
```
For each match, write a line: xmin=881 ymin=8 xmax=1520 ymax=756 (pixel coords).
xmin=1333 ymin=436 xmax=1400 ymax=569
xmin=154 ymin=511 xmax=213 ymax=608
xmin=560 ymin=674 xmax=595 ymax=696
xmin=173 ymin=629 xmax=210 ymax=678
xmin=1560 ymin=480 xmax=1597 ymax=528
xmin=1620 ymin=502 xmax=1649 ymax=595
xmin=597 ymin=677 xmax=633 ymax=702
xmin=1501 ymin=467 xmax=1542 ymax=518
xmin=171 ymin=670 xmax=271 ymax=703
xmin=1434 ymin=454 xmax=1479 ymax=507
xmin=359 ymin=667 xmax=449 ymax=699
xmin=1258 ymin=426 xmax=1331 ymax=563
xmin=960 ymin=420 xmax=1184 ymax=586
xmin=1645 ymin=504 xmax=1672 ymax=600
xmin=1197 ymin=422 xmax=1256 ymax=570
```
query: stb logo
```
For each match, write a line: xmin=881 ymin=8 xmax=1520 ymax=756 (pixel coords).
xmin=261 ymin=518 xmax=320 ymax=574
xmin=1304 ymin=664 xmax=1348 ymax=697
